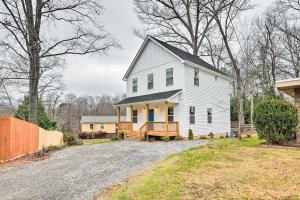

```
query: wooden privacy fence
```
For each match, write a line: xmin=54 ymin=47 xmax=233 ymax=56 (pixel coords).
xmin=39 ymin=129 xmax=63 ymax=150
xmin=0 ymin=116 xmax=63 ymax=162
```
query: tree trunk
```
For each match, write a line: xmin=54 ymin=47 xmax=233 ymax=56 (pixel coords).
xmin=215 ymin=18 xmax=245 ymax=137
xmin=25 ymin=0 xmax=42 ymax=124
xmin=28 ymin=50 xmax=40 ymax=124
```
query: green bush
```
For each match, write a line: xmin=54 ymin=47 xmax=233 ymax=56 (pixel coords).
xmin=119 ymin=131 xmax=125 ymax=140
xmin=174 ymin=136 xmax=184 ymax=140
xmin=220 ymin=135 xmax=224 ymax=139
xmin=253 ymin=97 xmax=298 ymax=144
xmin=188 ymin=129 xmax=193 ymax=140
xmin=225 ymin=132 xmax=229 ymax=138
xmin=208 ymin=132 xmax=214 ymax=139
xmin=161 ymin=136 xmax=170 ymax=142
xmin=63 ymin=132 xmax=81 ymax=146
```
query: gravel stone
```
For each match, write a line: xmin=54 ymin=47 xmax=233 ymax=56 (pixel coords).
xmin=0 ymin=140 xmax=207 ymax=200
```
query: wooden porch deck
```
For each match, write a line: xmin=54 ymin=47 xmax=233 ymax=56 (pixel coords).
xmin=117 ymin=121 xmax=179 ymax=140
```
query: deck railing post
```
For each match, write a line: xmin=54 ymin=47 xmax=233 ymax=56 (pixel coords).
xmin=130 ymin=106 xmax=133 ymax=136
xmin=165 ymin=102 xmax=168 ymax=136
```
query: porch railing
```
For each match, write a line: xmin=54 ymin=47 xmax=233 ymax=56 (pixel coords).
xmin=139 ymin=121 xmax=179 ymax=139
xmin=148 ymin=122 xmax=178 ymax=132
xmin=117 ymin=121 xmax=131 ymax=131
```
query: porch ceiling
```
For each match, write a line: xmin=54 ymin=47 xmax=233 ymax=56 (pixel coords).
xmin=276 ymin=78 xmax=300 ymax=97
xmin=114 ymin=89 xmax=182 ymax=107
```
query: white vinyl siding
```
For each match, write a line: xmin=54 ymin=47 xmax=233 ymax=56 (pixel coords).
xmin=182 ymin=65 xmax=230 ymax=136
xmin=126 ymin=40 xmax=184 ymax=97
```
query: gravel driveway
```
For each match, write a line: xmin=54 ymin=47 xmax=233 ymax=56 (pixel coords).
xmin=0 ymin=140 xmax=207 ymax=200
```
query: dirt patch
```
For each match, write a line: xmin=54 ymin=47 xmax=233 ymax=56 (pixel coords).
xmin=0 ymin=150 xmax=55 ymax=169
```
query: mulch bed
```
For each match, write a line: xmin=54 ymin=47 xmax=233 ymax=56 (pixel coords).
xmin=258 ymin=142 xmax=300 ymax=150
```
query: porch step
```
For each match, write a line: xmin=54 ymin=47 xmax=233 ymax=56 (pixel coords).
xmin=126 ymin=131 xmax=142 ymax=140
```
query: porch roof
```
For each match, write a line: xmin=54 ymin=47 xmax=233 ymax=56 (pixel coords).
xmin=115 ymin=89 xmax=182 ymax=106
xmin=276 ymin=78 xmax=300 ymax=97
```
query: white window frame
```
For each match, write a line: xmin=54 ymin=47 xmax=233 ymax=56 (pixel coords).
xmin=132 ymin=78 xmax=138 ymax=93
xmin=189 ymin=106 xmax=195 ymax=124
xmin=148 ymin=73 xmax=154 ymax=90
xmin=194 ymin=69 xmax=199 ymax=86
xmin=133 ymin=110 xmax=138 ymax=123
xmin=90 ymin=123 xmax=94 ymax=129
xmin=166 ymin=68 xmax=173 ymax=86
xmin=168 ymin=107 xmax=174 ymax=122
xmin=207 ymin=108 xmax=212 ymax=124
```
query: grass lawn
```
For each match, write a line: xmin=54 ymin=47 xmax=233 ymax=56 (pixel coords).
xmin=99 ymin=137 xmax=300 ymax=200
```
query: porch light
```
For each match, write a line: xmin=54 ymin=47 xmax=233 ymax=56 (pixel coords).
xmin=155 ymin=106 xmax=160 ymax=112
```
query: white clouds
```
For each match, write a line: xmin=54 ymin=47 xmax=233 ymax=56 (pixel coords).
xmin=64 ymin=0 xmax=142 ymax=96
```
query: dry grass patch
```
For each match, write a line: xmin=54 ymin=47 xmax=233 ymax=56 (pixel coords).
xmin=98 ymin=137 xmax=300 ymax=200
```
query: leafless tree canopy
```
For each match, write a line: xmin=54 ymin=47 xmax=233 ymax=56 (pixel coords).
xmin=134 ymin=0 xmax=216 ymax=55
xmin=0 ymin=0 xmax=118 ymax=123
xmin=54 ymin=93 xmax=126 ymax=133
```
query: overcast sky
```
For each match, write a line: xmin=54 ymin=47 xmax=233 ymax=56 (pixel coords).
xmin=63 ymin=0 xmax=275 ymax=97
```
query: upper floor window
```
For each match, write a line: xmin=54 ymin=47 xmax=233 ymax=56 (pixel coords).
xmin=189 ymin=106 xmax=195 ymax=124
xmin=132 ymin=78 xmax=138 ymax=93
xmin=90 ymin=123 xmax=94 ymax=129
xmin=148 ymin=73 xmax=154 ymax=89
xmin=168 ymin=107 xmax=174 ymax=122
xmin=133 ymin=110 xmax=138 ymax=123
xmin=207 ymin=108 xmax=212 ymax=124
xmin=166 ymin=68 xmax=173 ymax=86
xmin=194 ymin=69 xmax=199 ymax=86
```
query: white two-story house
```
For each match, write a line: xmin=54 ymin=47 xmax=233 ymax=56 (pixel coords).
xmin=115 ymin=36 xmax=231 ymax=139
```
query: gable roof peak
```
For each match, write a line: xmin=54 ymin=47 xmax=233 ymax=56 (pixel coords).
xmin=123 ymin=36 xmax=228 ymax=80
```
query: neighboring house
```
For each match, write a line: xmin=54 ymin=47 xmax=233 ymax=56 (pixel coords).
xmin=115 ymin=36 xmax=231 ymax=139
xmin=80 ymin=116 xmax=126 ymax=133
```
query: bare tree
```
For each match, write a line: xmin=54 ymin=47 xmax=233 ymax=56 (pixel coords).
xmin=204 ymin=0 xmax=253 ymax=135
xmin=134 ymin=0 xmax=215 ymax=55
xmin=0 ymin=0 xmax=118 ymax=124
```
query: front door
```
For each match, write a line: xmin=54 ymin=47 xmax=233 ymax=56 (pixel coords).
xmin=148 ymin=109 xmax=154 ymax=130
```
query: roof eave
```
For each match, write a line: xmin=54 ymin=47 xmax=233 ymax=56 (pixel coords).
xmin=182 ymin=60 xmax=231 ymax=81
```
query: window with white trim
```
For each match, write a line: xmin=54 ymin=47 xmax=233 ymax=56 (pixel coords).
xmin=189 ymin=106 xmax=195 ymax=124
xmin=90 ymin=123 xmax=94 ymax=129
xmin=100 ymin=123 xmax=104 ymax=130
xmin=148 ymin=73 xmax=154 ymax=89
xmin=168 ymin=107 xmax=174 ymax=122
xmin=133 ymin=110 xmax=138 ymax=123
xmin=132 ymin=78 xmax=138 ymax=93
xmin=207 ymin=108 xmax=212 ymax=124
xmin=166 ymin=68 xmax=173 ymax=86
xmin=194 ymin=69 xmax=199 ymax=86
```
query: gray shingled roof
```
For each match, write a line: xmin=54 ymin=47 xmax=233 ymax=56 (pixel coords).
xmin=80 ymin=116 xmax=126 ymax=124
xmin=115 ymin=89 xmax=182 ymax=105
xmin=150 ymin=36 xmax=228 ymax=76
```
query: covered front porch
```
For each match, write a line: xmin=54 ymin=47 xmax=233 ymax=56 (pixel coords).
xmin=115 ymin=90 xmax=182 ymax=140
xmin=276 ymin=78 xmax=300 ymax=142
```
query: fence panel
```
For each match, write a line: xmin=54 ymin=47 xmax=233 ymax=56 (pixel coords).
xmin=0 ymin=117 xmax=40 ymax=161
